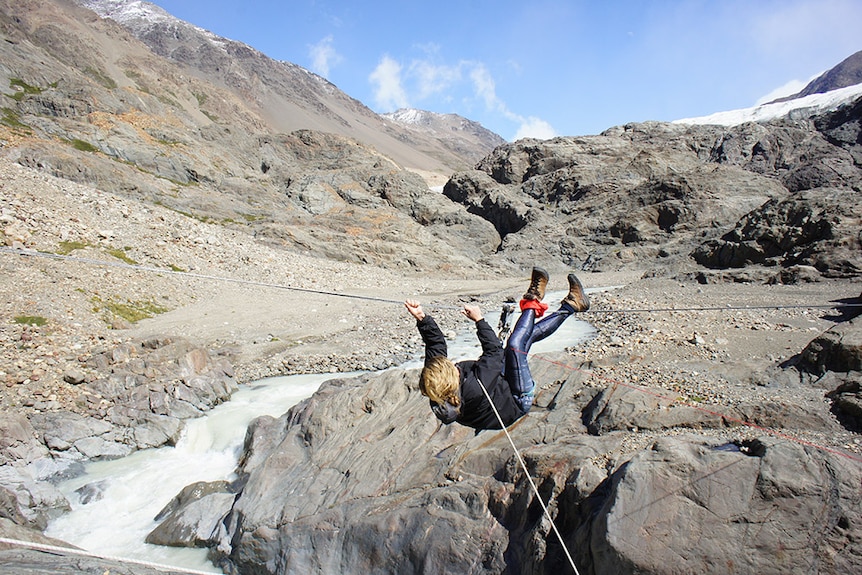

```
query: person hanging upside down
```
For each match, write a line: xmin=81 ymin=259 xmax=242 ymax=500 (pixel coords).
xmin=404 ymin=267 xmax=590 ymax=431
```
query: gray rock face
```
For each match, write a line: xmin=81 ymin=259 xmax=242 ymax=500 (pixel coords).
xmin=137 ymin=347 xmax=861 ymax=574
xmin=0 ymin=337 xmax=237 ymax=543
xmin=589 ymin=436 xmax=861 ymax=575
xmin=693 ymin=187 xmax=861 ymax=277
xmin=443 ymin=103 xmax=862 ymax=278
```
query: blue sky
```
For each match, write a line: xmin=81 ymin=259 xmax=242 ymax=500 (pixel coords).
xmin=148 ymin=0 xmax=861 ymax=142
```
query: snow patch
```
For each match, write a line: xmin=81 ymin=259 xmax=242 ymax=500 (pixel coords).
xmin=383 ymin=108 xmax=442 ymax=126
xmin=674 ymin=83 xmax=862 ymax=126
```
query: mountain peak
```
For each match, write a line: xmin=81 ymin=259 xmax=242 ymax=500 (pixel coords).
xmin=383 ymin=108 xmax=506 ymax=158
xmin=78 ymin=0 xmax=232 ymax=49
xmin=784 ymin=50 xmax=862 ymax=101
xmin=675 ymin=50 xmax=862 ymax=127
xmin=78 ymin=0 xmax=175 ymax=26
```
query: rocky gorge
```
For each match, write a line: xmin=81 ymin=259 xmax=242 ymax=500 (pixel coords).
xmin=1 ymin=1 xmax=862 ymax=574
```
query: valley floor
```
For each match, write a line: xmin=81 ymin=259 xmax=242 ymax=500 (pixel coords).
xmin=1 ymin=158 xmax=860 ymax=461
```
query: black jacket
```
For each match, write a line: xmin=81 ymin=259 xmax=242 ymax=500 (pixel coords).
xmin=416 ymin=315 xmax=523 ymax=430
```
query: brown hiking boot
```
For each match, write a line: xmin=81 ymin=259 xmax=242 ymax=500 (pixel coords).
xmin=523 ymin=267 xmax=549 ymax=301
xmin=562 ymin=273 xmax=590 ymax=312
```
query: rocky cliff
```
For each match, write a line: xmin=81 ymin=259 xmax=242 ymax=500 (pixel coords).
xmin=1 ymin=1 xmax=860 ymax=278
xmin=442 ymin=102 xmax=861 ymax=279
xmin=145 ymin=306 xmax=862 ymax=575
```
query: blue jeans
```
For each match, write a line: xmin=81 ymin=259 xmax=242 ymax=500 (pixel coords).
xmin=504 ymin=303 xmax=575 ymax=413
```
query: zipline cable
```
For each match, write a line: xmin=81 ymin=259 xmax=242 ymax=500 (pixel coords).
xmin=2 ymin=247 xmax=859 ymax=315
xmin=0 ymin=246 xmax=462 ymax=310
xmin=475 ymin=377 xmax=582 ymax=575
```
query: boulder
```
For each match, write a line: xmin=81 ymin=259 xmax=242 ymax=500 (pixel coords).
xmin=827 ymin=376 xmax=862 ymax=431
xmin=0 ymin=465 xmax=69 ymax=530
xmin=798 ymin=317 xmax=862 ymax=374
xmin=583 ymin=383 xmax=723 ymax=434
xmin=0 ymin=413 xmax=49 ymax=466
xmin=146 ymin=480 xmax=235 ymax=548
xmin=587 ymin=436 xmax=862 ymax=575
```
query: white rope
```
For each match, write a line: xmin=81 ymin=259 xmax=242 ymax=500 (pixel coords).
xmin=475 ymin=379 xmax=582 ymax=575
xmin=4 ymin=246 xmax=858 ymax=316
xmin=0 ymin=537 xmax=219 ymax=574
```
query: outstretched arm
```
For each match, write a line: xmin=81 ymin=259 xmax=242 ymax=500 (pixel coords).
xmin=405 ymin=299 xmax=426 ymax=321
xmin=462 ymin=304 xmax=483 ymax=323
xmin=406 ymin=300 xmax=447 ymax=360
xmin=466 ymin=304 xmax=504 ymax=363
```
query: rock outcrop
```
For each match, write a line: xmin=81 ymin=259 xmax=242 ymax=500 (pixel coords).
xmin=443 ymin=101 xmax=862 ymax=278
xmin=141 ymin=339 xmax=860 ymax=574
xmin=0 ymin=337 xmax=235 ymax=542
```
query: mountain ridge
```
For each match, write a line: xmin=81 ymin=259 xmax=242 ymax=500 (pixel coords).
xmin=777 ymin=49 xmax=862 ymax=102
xmin=74 ymin=0 xmax=502 ymax=175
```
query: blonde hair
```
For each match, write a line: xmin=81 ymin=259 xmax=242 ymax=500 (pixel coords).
xmin=419 ymin=356 xmax=461 ymax=407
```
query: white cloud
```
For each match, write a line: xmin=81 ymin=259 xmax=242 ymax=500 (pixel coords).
xmin=467 ymin=63 xmax=557 ymax=140
xmin=369 ymin=53 xmax=557 ymax=141
xmin=308 ymin=35 xmax=342 ymax=78
xmin=469 ymin=64 xmax=503 ymax=112
xmin=513 ymin=116 xmax=558 ymax=140
xmin=369 ymin=55 xmax=409 ymax=111
xmin=751 ymin=0 xmax=862 ymax=57
xmin=410 ymin=60 xmax=461 ymax=99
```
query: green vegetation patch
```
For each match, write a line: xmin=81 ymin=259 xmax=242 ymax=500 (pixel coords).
xmin=68 ymin=138 xmax=98 ymax=153
xmin=57 ymin=240 xmax=90 ymax=255
xmin=91 ymin=295 xmax=169 ymax=325
xmin=1 ymin=107 xmax=31 ymax=131
xmin=58 ymin=242 xmax=140 ymax=266
xmin=84 ymin=67 xmax=117 ymax=90
xmin=105 ymin=246 xmax=138 ymax=265
xmin=9 ymin=78 xmax=43 ymax=101
xmin=14 ymin=315 xmax=47 ymax=327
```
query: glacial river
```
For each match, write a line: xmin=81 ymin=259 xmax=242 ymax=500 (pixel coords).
xmin=45 ymin=292 xmax=597 ymax=573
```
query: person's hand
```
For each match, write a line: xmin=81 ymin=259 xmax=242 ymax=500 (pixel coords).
xmin=405 ymin=299 xmax=425 ymax=321
xmin=462 ymin=304 xmax=483 ymax=322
